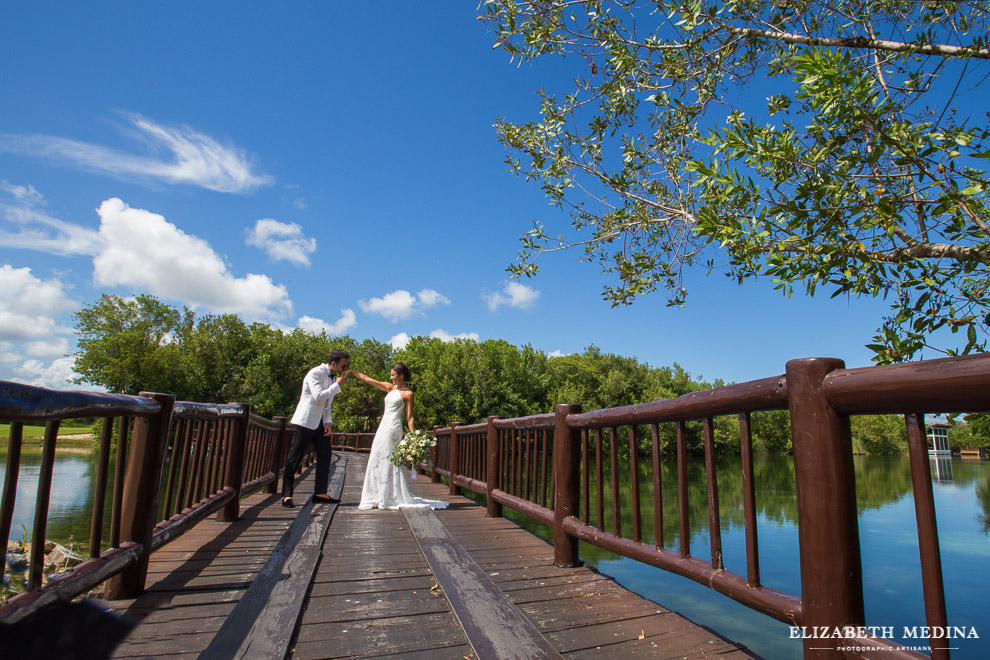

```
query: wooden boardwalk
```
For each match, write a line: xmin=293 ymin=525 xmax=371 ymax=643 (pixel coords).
xmin=106 ymin=452 xmax=756 ymax=659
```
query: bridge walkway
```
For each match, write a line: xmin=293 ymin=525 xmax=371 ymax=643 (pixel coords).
xmin=106 ymin=452 xmax=756 ymax=659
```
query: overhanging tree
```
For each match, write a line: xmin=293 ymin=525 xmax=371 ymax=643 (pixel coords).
xmin=481 ymin=0 xmax=989 ymax=362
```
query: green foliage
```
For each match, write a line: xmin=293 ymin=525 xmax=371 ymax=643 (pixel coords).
xmin=72 ymin=295 xmax=783 ymax=454
xmin=481 ymin=0 xmax=990 ymax=363
xmin=948 ymin=413 xmax=990 ymax=449
xmin=850 ymin=414 xmax=907 ymax=454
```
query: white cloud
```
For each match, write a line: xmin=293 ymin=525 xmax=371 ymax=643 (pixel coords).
xmin=0 ymin=113 xmax=272 ymax=193
xmin=298 ymin=309 xmax=357 ymax=336
xmin=13 ymin=356 xmax=96 ymax=391
xmin=246 ymin=218 xmax=316 ymax=267
xmin=548 ymin=350 xmax=565 ymax=358
xmin=93 ymin=198 xmax=292 ymax=320
xmin=358 ymin=288 xmax=450 ymax=323
xmin=484 ymin=281 xmax=540 ymax=312
xmin=24 ymin=337 xmax=70 ymax=359
xmin=389 ymin=332 xmax=411 ymax=350
xmin=0 ymin=265 xmax=79 ymax=341
xmin=0 ymin=181 xmax=103 ymax=256
xmin=430 ymin=329 xmax=480 ymax=343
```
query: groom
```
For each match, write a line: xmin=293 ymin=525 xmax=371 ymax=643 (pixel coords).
xmin=281 ymin=349 xmax=349 ymax=506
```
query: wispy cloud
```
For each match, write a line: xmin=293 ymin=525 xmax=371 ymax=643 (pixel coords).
xmin=298 ymin=309 xmax=357 ymax=336
xmin=0 ymin=181 xmax=102 ymax=256
xmin=484 ymin=281 xmax=540 ymax=312
xmin=358 ymin=289 xmax=451 ymax=323
xmin=246 ymin=218 xmax=317 ymax=267
xmin=0 ymin=114 xmax=273 ymax=193
xmin=93 ymin=198 xmax=292 ymax=320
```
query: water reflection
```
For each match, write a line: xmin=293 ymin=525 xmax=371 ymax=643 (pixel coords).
xmin=500 ymin=454 xmax=990 ymax=660
xmin=1 ymin=447 xmax=112 ymax=552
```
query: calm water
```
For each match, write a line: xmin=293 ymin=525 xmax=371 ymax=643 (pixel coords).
xmin=498 ymin=455 xmax=990 ymax=659
xmin=3 ymin=449 xmax=989 ymax=657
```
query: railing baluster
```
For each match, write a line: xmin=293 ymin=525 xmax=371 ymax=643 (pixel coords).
xmin=581 ymin=429 xmax=589 ymax=524
xmin=677 ymin=421 xmax=689 ymax=558
xmin=629 ymin=425 xmax=642 ymax=543
xmin=651 ymin=423 xmax=663 ymax=550
xmin=175 ymin=418 xmax=193 ymax=514
xmin=0 ymin=421 xmax=24 ymax=586
xmin=161 ymin=418 xmax=182 ymax=521
xmin=739 ymin=413 xmax=760 ymax=586
xmin=905 ymin=413 xmax=949 ymax=660
xmin=703 ymin=417 xmax=723 ymax=570
xmin=610 ymin=426 xmax=620 ymax=537
xmin=595 ymin=429 xmax=604 ymax=530
xmin=29 ymin=421 xmax=60 ymax=589
xmin=540 ymin=429 xmax=549 ymax=509
xmin=521 ymin=430 xmax=531 ymax=501
xmin=90 ymin=418 xmax=115 ymax=558
xmin=110 ymin=417 xmax=130 ymax=548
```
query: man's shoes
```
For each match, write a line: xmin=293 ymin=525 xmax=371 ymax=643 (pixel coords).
xmin=312 ymin=494 xmax=339 ymax=504
xmin=281 ymin=497 xmax=294 ymax=508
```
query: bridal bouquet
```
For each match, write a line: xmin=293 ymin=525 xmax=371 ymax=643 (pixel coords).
xmin=390 ymin=429 xmax=436 ymax=468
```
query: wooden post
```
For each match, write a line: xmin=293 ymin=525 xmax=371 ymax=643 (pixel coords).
xmin=218 ymin=404 xmax=250 ymax=522
xmin=449 ymin=422 xmax=461 ymax=496
xmin=266 ymin=417 xmax=287 ymax=494
xmin=786 ymin=358 xmax=864 ymax=659
xmin=486 ymin=416 xmax=503 ymax=518
xmin=430 ymin=426 xmax=441 ymax=483
xmin=553 ymin=403 xmax=581 ymax=567
xmin=104 ymin=392 xmax=175 ymax=599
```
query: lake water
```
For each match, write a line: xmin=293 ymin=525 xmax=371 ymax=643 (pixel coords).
xmin=3 ymin=449 xmax=988 ymax=658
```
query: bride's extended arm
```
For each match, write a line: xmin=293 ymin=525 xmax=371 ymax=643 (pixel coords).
xmin=404 ymin=392 xmax=415 ymax=432
xmin=347 ymin=370 xmax=391 ymax=393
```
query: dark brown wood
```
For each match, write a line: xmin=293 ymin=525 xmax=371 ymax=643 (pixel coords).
xmin=105 ymin=392 xmax=175 ymax=599
xmin=1 ymin=422 xmax=23 ymax=586
xmin=0 ymin=380 xmax=161 ymax=422
xmin=786 ymin=358 xmax=864 ymax=659
xmin=553 ymin=403 xmax=581 ymax=567
xmin=650 ymin=423 xmax=663 ymax=549
xmin=110 ymin=416 xmax=130 ymax=547
xmin=703 ymin=417 xmax=723 ymax=570
xmin=610 ymin=426 xmax=620 ymax=537
xmin=487 ymin=416 xmax=503 ymax=517
xmin=566 ymin=375 xmax=788 ymax=429
xmin=629 ymin=425 xmax=641 ymax=542
xmin=449 ymin=422 xmax=461 ymax=496
xmin=29 ymin=420 xmax=59 ymax=589
xmin=90 ymin=417 xmax=115 ymax=558
xmin=403 ymin=505 xmax=563 ymax=660
xmin=824 ymin=352 xmax=990 ymax=415
xmin=676 ymin=420 xmax=689 ymax=558
xmin=218 ymin=403 xmax=249 ymax=522
xmin=904 ymin=413 xmax=949 ymax=660
xmin=595 ymin=429 xmax=604 ymax=529
xmin=738 ymin=412 xmax=760 ymax=587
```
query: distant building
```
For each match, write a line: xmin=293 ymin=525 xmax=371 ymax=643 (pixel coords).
xmin=927 ymin=422 xmax=951 ymax=456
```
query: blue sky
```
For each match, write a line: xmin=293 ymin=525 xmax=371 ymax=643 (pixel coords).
xmin=0 ymin=1 xmax=899 ymax=391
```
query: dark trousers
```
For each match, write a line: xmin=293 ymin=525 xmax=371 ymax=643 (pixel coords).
xmin=281 ymin=424 xmax=332 ymax=498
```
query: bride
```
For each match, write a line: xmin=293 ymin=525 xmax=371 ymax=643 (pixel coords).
xmin=347 ymin=363 xmax=447 ymax=510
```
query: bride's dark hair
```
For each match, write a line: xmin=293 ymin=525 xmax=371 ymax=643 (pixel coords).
xmin=392 ymin=363 xmax=411 ymax=383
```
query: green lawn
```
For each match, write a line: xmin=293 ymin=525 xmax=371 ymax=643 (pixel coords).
xmin=0 ymin=423 xmax=93 ymax=440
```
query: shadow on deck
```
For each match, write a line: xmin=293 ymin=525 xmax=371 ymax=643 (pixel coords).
xmin=106 ymin=452 xmax=757 ymax=659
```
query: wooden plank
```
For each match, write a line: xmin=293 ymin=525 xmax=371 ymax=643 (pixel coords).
xmin=403 ymin=505 xmax=562 ymax=660
xmin=200 ymin=453 xmax=346 ymax=659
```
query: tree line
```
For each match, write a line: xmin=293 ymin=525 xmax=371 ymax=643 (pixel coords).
xmin=72 ymin=294 xmax=988 ymax=454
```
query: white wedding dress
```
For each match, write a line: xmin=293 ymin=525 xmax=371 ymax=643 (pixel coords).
xmin=358 ymin=389 xmax=447 ymax=510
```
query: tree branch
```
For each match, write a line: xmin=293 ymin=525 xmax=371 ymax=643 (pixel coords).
xmin=726 ymin=26 xmax=990 ymax=59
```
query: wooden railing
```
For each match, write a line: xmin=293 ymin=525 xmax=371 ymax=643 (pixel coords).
xmin=329 ymin=431 xmax=375 ymax=453
xmin=0 ymin=382 xmax=294 ymax=622
xmin=425 ymin=354 xmax=990 ymax=660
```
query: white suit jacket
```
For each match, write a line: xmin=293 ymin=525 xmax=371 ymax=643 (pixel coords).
xmin=290 ymin=364 xmax=341 ymax=430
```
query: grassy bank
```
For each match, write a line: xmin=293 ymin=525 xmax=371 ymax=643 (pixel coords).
xmin=0 ymin=424 xmax=94 ymax=446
